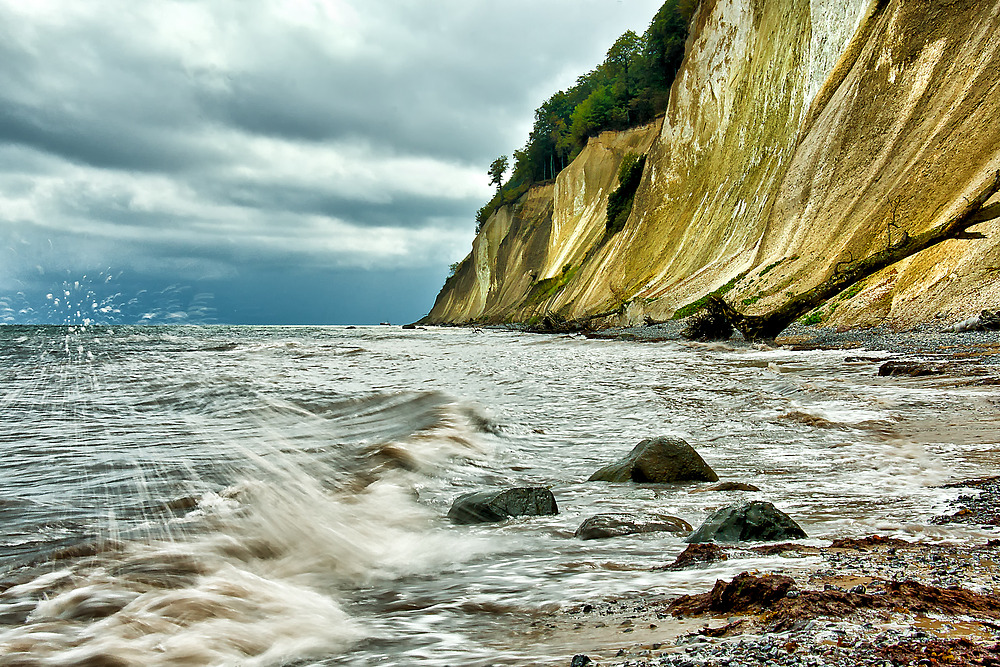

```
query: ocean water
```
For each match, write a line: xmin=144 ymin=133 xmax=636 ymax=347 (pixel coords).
xmin=1 ymin=325 xmax=998 ymax=665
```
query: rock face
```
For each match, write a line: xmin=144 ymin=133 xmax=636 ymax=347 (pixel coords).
xmin=447 ymin=487 xmax=558 ymax=525
xmin=588 ymin=437 xmax=718 ymax=484
xmin=424 ymin=0 xmax=1000 ymax=332
xmin=687 ymin=501 xmax=807 ymax=543
xmin=575 ymin=513 xmax=692 ymax=540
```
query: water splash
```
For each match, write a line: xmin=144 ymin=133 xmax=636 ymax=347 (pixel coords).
xmin=2 ymin=270 xmax=217 ymax=325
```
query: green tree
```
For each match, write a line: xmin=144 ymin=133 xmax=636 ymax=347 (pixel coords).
xmin=488 ymin=155 xmax=509 ymax=197
xmin=644 ymin=0 xmax=690 ymax=89
xmin=605 ymin=30 xmax=642 ymax=82
xmin=477 ymin=0 xmax=695 ymax=225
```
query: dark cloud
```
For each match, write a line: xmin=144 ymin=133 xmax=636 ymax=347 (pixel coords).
xmin=0 ymin=0 xmax=664 ymax=324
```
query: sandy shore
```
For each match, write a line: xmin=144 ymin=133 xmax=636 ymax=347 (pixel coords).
xmin=516 ymin=322 xmax=1000 ymax=666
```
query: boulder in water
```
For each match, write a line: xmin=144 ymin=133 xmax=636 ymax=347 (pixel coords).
xmin=574 ymin=513 xmax=692 ymax=540
xmin=447 ymin=487 xmax=558 ymax=525
xmin=687 ymin=501 xmax=806 ymax=543
xmin=588 ymin=437 xmax=718 ymax=483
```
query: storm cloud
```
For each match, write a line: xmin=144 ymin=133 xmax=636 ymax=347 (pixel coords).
xmin=0 ymin=0 xmax=663 ymax=324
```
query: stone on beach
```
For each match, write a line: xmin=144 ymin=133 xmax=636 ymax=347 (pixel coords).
xmin=588 ymin=437 xmax=719 ymax=483
xmin=447 ymin=487 xmax=558 ymax=524
xmin=687 ymin=501 xmax=807 ymax=543
xmin=661 ymin=543 xmax=728 ymax=569
xmin=574 ymin=513 xmax=692 ymax=540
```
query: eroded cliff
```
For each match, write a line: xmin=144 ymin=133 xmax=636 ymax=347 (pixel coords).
xmin=425 ymin=0 xmax=1000 ymax=329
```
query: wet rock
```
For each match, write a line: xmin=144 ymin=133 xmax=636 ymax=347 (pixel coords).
xmin=749 ymin=542 xmax=818 ymax=556
xmin=946 ymin=309 xmax=1000 ymax=333
xmin=588 ymin=437 xmax=718 ymax=484
xmin=681 ymin=308 xmax=733 ymax=341
xmin=778 ymin=410 xmax=840 ymax=428
xmin=161 ymin=495 xmax=201 ymax=512
xmin=687 ymin=501 xmax=807 ymax=543
xmin=661 ymin=543 xmax=728 ymax=570
xmin=668 ymin=572 xmax=795 ymax=616
xmin=574 ymin=513 xmax=692 ymax=540
xmin=933 ymin=476 xmax=1000 ymax=526
xmin=878 ymin=360 xmax=951 ymax=376
xmin=700 ymin=481 xmax=760 ymax=492
xmin=570 ymin=656 xmax=592 ymax=667
xmin=447 ymin=487 xmax=558 ymax=525
xmin=982 ymin=309 xmax=1000 ymax=330
xmin=829 ymin=535 xmax=913 ymax=550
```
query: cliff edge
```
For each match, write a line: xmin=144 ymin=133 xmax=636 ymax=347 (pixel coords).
xmin=425 ymin=0 xmax=1000 ymax=330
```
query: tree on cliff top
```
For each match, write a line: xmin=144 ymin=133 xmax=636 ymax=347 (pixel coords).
xmin=475 ymin=0 xmax=695 ymax=230
xmin=488 ymin=155 xmax=508 ymax=197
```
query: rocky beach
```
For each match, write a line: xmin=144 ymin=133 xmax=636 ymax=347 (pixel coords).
xmin=522 ymin=322 xmax=1000 ymax=667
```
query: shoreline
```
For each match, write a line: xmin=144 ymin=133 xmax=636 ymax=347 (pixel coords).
xmin=505 ymin=322 xmax=1000 ymax=666
xmin=581 ymin=320 xmax=1000 ymax=359
xmin=529 ymin=482 xmax=1000 ymax=667
xmin=534 ymin=533 xmax=1000 ymax=666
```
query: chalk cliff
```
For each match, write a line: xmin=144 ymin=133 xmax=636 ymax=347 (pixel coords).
xmin=425 ymin=0 xmax=1000 ymax=329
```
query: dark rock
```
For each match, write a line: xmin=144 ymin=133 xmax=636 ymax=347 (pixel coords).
xmin=525 ymin=313 xmax=591 ymax=334
xmin=947 ymin=309 xmax=1000 ymax=333
xmin=687 ymin=501 xmax=807 ymax=543
xmin=574 ymin=513 xmax=692 ymax=540
xmin=932 ymin=476 xmax=1000 ymax=526
xmin=661 ymin=543 xmax=728 ymax=570
xmin=711 ymin=572 xmax=796 ymax=612
xmin=702 ymin=481 xmax=760 ymax=492
xmin=749 ymin=542 xmax=817 ymax=556
xmin=571 ymin=655 xmax=592 ymax=667
xmin=829 ymin=535 xmax=913 ymax=550
xmin=878 ymin=360 xmax=950 ymax=376
xmin=588 ymin=437 xmax=719 ymax=483
xmin=681 ymin=308 xmax=734 ymax=341
xmin=981 ymin=309 xmax=1000 ymax=330
xmin=668 ymin=572 xmax=795 ymax=616
xmin=402 ymin=323 xmax=417 ymax=330
xmin=447 ymin=487 xmax=557 ymax=525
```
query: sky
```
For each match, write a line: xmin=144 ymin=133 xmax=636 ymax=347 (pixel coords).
xmin=0 ymin=0 xmax=664 ymax=325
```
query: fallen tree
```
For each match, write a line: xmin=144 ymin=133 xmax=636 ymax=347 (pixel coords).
xmin=702 ymin=171 xmax=1000 ymax=342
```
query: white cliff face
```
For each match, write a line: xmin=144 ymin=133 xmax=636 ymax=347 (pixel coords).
xmin=804 ymin=0 xmax=871 ymax=105
xmin=427 ymin=0 xmax=1000 ymax=329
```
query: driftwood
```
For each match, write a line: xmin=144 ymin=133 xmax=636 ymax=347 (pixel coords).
xmin=708 ymin=171 xmax=1000 ymax=342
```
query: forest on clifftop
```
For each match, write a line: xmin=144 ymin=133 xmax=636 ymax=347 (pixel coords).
xmin=475 ymin=0 xmax=696 ymax=231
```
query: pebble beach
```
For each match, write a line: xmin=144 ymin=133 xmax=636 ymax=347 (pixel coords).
xmin=533 ymin=321 xmax=1000 ymax=666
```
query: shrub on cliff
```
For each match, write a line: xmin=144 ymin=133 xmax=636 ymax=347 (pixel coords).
xmin=605 ymin=152 xmax=647 ymax=236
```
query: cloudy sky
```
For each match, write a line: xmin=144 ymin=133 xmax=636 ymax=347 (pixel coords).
xmin=0 ymin=0 xmax=663 ymax=325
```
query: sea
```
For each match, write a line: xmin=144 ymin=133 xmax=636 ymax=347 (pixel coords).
xmin=1 ymin=324 xmax=998 ymax=666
